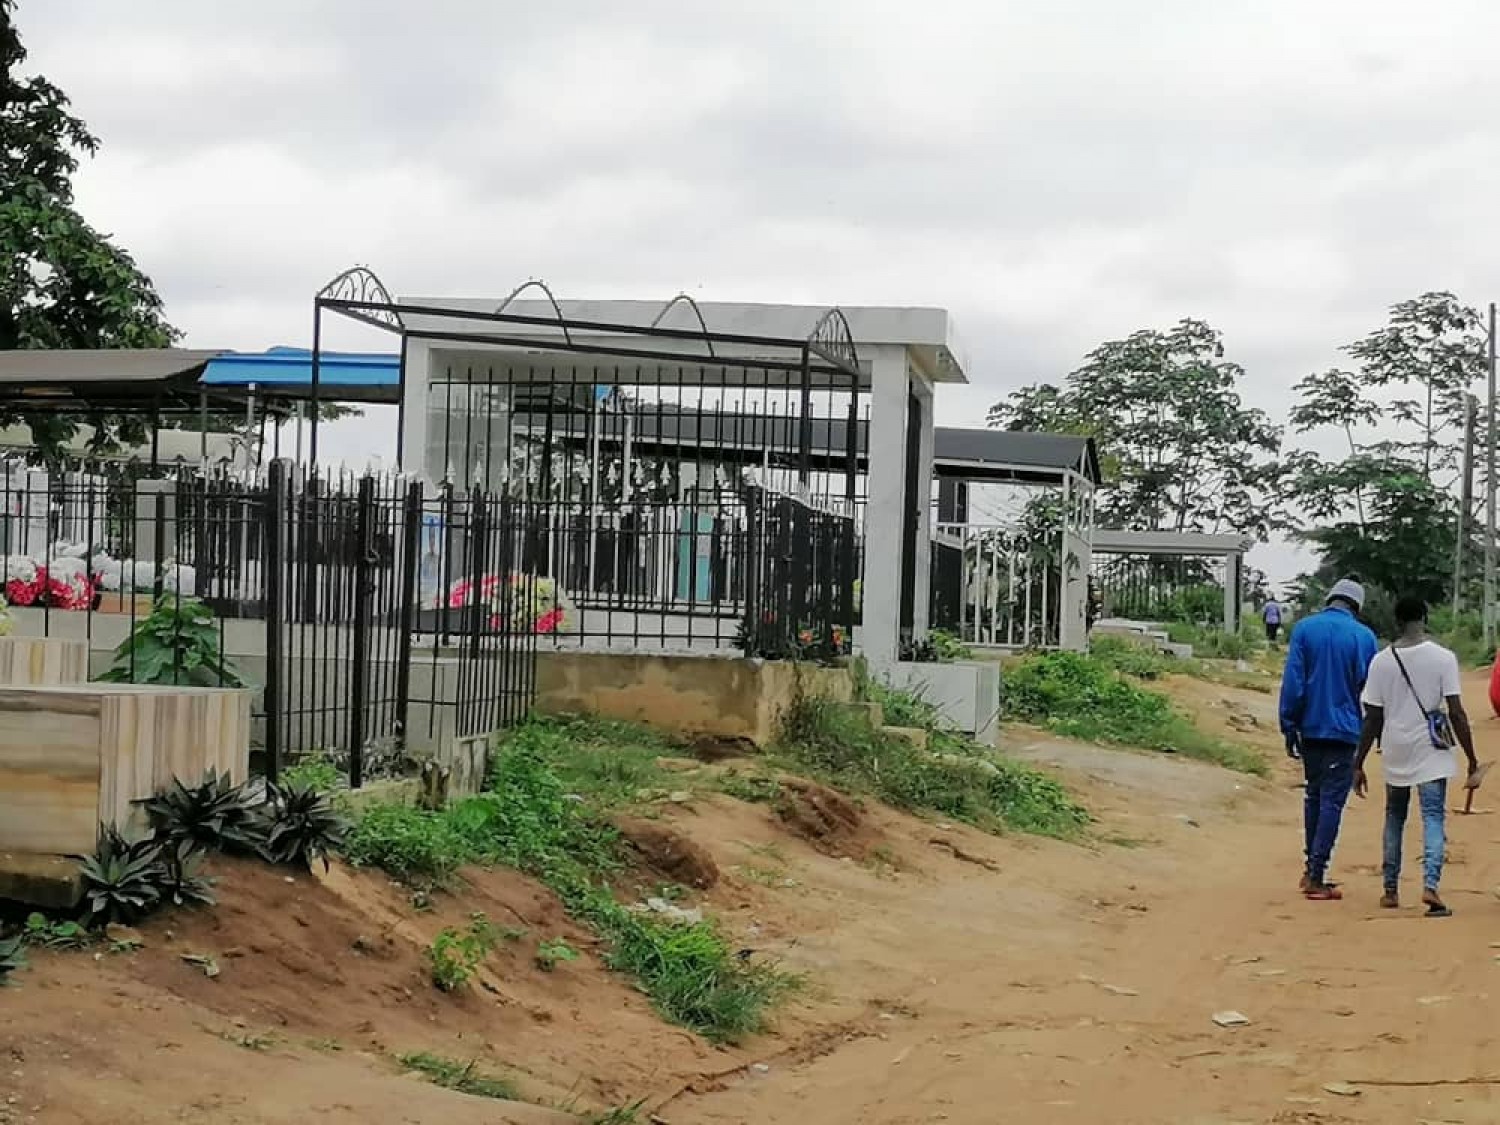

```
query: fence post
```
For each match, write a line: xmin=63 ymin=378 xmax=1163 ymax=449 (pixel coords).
xmin=394 ymin=480 xmax=423 ymax=753
xmin=741 ymin=486 xmax=760 ymax=655
xmin=264 ymin=461 xmax=286 ymax=784
xmin=348 ymin=475 xmax=375 ymax=790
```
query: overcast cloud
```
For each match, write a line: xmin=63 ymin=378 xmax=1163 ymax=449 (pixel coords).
xmin=21 ymin=0 xmax=1500 ymax=583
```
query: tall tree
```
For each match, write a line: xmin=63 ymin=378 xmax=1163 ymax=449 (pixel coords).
xmin=1283 ymin=292 xmax=1486 ymax=605
xmin=0 ymin=0 xmax=178 ymax=460
xmin=988 ymin=318 xmax=1283 ymax=540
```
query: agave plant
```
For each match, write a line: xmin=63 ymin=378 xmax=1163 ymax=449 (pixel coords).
xmin=79 ymin=828 xmax=167 ymax=926
xmin=136 ymin=769 xmax=263 ymax=855
xmin=0 ymin=933 xmax=27 ymax=984
xmin=258 ymin=782 xmax=348 ymax=872
xmin=160 ymin=839 xmax=217 ymax=909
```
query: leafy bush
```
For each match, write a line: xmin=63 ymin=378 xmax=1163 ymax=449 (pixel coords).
xmin=281 ymin=753 xmax=344 ymax=793
xmin=427 ymin=913 xmax=500 ymax=992
xmin=1088 ymin=635 xmax=1172 ymax=679
xmin=535 ymin=936 xmax=579 ymax=972
xmin=22 ymin=912 xmax=90 ymax=949
xmin=1003 ymin=650 xmax=1265 ymax=775
xmin=97 ymin=595 xmax=244 ymax=687
xmin=778 ymin=693 xmax=1089 ymax=838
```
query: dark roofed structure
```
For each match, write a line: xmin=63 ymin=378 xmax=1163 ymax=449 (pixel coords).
xmin=506 ymin=404 xmax=1102 ymax=487
xmin=932 ymin=427 xmax=1101 ymax=486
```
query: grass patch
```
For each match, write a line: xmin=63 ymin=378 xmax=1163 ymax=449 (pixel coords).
xmin=1003 ymin=650 xmax=1266 ymax=776
xmin=345 ymin=730 xmax=794 ymax=1043
xmin=398 ymin=1052 xmax=518 ymax=1100
xmin=508 ymin=715 xmax=685 ymax=808
xmin=774 ymin=694 xmax=1089 ymax=838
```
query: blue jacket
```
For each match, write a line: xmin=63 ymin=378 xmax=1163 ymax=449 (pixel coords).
xmin=1278 ymin=605 xmax=1378 ymax=745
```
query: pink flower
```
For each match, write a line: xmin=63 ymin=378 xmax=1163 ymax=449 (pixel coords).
xmin=535 ymin=607 xmax=565 ymax=634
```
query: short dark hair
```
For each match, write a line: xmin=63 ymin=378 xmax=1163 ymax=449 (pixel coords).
xmin=1394 ymin=595 xmax=1428 ymax=627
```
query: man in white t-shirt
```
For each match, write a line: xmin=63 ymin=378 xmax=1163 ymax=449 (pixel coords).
xmin=1354 ymin=595 xmax=1480 ymax=917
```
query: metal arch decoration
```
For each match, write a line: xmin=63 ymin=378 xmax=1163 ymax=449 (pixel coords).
xmin=806 ymin=308 xmax=860 ymax=375
xmin=493 ymin=278 xmax=574 ymax=346
xmin=649 ymin=292 xmax=717 ymax=358
xmin=316 ymin=265 xmax=405 ymax=332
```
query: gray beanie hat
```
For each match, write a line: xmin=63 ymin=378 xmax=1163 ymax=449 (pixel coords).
xmin=1326 ymin=578 xmax=1365 ymax=610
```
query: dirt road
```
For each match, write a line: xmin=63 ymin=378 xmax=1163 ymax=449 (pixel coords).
xmin=4 ymin=671 xmax=1498 ymax=1124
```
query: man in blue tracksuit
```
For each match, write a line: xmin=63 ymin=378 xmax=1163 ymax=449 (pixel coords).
xmin=1278 ymin=578 xmax=1378 ymax=900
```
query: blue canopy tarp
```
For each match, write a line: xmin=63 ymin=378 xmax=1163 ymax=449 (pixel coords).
xmin=200 ymin=346 xmax=400 ymax=403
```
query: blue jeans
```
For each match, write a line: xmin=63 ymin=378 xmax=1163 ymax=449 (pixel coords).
xmin=1383 ymin=780 xmax=1447 ymax=892
xmin=1302 ymin=740 xmax=1356 ymax=883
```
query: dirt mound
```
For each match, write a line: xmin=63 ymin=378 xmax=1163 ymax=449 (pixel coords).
xmin=614 ymin=817 xmax=721 ymax=888
xmin=774 ymin=779 xmax=872 ymax=857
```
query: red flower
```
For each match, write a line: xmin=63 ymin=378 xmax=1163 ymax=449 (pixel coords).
xmin=535 ymin=607 xmax=565 ymax=634
xmin=5 ymin=577 xmax=40 ymax=607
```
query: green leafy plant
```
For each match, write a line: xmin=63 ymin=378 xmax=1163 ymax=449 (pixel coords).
xmin=280 ymin=753 xmax=343 ymax=793
xmin=22 ymin=912 xmax=90 ymax=949
xmin=427 ymin=913 xmax=499 ymax=992
xmin=0 ymin=934 xmax=27 ymax=983
xmin=257 ymin=782 xmax=348 ymax=871
xmin=397 ymin=1052 xmax=517 ymax=1100
xmin=78 ymin=829 xmax=167 ymax=926
xmin=534 ymin=937 xmax=579 ymax=972
xmin=98 ymin=596 xmax=244 ymax=688
xmin=135 ymin=769 xmax=261 ymax=855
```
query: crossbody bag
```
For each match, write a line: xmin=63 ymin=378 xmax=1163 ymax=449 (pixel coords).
xmin=1390 ymin=646 xmax=1457 ymax=750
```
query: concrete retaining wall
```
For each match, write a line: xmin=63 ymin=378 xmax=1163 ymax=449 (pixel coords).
xmin=534 ymin=651 xmax=854 ymax=746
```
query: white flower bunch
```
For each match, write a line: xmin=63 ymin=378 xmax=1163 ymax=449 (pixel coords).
xmin=3 ymin=556 xmax=38 ymax=584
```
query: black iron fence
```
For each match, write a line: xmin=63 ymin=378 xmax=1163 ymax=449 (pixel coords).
xmin=2 ymin=455 xmax=856 ymax=779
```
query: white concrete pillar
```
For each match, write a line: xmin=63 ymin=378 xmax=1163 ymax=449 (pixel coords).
xmin=862 ymin=344 xmax=910 ymax=668
xmin=398 ymin=338 xmax=432 ymax=482
xmin=911 ymin=371 xmax=936 ymax=637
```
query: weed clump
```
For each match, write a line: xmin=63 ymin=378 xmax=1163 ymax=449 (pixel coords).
xmin=398 ymin=1052 xmax=517 ymax=1099
xmin=775 ymin=693 xmax=1088 ymax=838
xmin=1003 ymin=650 xmax=1265 ymax=775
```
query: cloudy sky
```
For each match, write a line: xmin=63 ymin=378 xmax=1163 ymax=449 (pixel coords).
xmin=21 ymin=0 xmax=1500 ymax=583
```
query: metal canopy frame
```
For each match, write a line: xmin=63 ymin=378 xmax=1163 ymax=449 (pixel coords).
xmin=308 ymin=265 xmax=866 ymax=480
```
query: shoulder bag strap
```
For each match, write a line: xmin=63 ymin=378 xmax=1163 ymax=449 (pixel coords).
xmin=1390 ymin=646 xmax=1436 ymax=714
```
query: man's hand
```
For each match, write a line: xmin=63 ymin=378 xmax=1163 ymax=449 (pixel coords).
xmin=1284 ymin=729 xmax=1302 ymax=760
xmin=1354 ymin=767 xmax=1368 ymax=799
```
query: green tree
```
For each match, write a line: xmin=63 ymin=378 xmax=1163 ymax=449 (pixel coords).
xmin=1283 ymin=292 xmax=1485 ymax=606
xmin=988 ymin=318 xmax=1283 ymax=540
xmin=0 ymin=0 xmax=178 ymax=461
xmin=1278 ymin=292 xmax=1488 ymax=609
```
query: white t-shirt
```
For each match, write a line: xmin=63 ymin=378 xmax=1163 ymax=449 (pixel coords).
xmin=1361 ymin=640 xmax=1462 ymax=787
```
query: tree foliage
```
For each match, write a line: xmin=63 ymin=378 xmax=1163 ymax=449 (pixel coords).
xmin=0 ymin=0 xmax=179 ymax=459
xmin=988 ymin=319 xmax=1282 ymax=540
xmin=1283 ymin=292 xmax=1486 ymax=606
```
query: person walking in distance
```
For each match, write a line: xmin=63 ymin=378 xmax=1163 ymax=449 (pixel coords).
xmin=1278 ymin=578 xmax=1378 ymax=900
xmin=1353 ymin=595 xmax=1479 ymax=917
xmin=1262 ymin=597 xmax=1284 ymax=644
